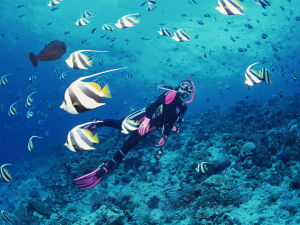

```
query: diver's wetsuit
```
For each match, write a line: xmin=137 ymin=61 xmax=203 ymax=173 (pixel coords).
xmin=94 ymin=91 xmax=187 ymax=170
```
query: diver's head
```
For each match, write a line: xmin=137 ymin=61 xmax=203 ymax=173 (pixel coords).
xmin=177 ymin=79 xmax=195 ymax=103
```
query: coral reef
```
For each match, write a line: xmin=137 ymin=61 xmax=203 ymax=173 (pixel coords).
xmin=0 ymin=94 xmax=299 ymax=225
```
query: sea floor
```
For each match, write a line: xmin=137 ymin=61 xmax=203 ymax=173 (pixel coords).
xmin=1 ymin=93 xmax=300 ymax=225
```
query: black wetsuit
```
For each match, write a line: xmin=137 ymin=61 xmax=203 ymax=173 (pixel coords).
xmin=96 ymin=91 xmax=187 ymax=169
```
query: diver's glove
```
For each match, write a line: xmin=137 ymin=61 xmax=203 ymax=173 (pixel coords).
xmin=172 ymin=125 xmax=180 ymax=134
xmin=155 ymin=135 xmax=168 ymax=147
xmin=138 ymin=117 xmax=151 ymax=136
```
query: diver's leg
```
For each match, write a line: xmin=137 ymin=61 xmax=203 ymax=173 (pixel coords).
xmin=74 ymin=131 xmax=147 ymax=189
xmin=105 ymin=130 xmax=147 ymax=169
xmin=85 ymin=119 xmax=123 ymax=132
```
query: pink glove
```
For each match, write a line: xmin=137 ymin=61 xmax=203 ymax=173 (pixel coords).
xmin=155 ymin=135 xmax=167 ymax=147
xmin=172 ymin=126 xmax=180 ymax=134
xmin=138 ymin=117 xmax=150 ymax=136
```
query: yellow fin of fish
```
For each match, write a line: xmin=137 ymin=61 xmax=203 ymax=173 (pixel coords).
xmin=88 ymin=82 xmax=101 ymax=91
xmin=101 ymin=84 xmax=111 ymax=98
xmin=129 ymin=17 xmax=139 ymax=23
xmin=92 ymin=133 xmax=99 ymax=143
xmin=81 ymin=54 xmax=93 ymax=66
xmin=233 ymin=0 xmax=244 ymax=9
xmin=82 ymin=129 xmax=99 ymax=143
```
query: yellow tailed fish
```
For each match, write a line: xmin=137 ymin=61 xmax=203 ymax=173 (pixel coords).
xmin=65 ymin=50 xmax=107 ymax=70
xmin=25 ymin=91 xmax=37 ymax=108
xmin=65 ymin=121 xmax=103 ymax=152
xmin=28 ymin=136 xmax=42 ymax=151
xmin=8 ymin=101 xmax=18 ymax=116
xmin=0 ymin=163 xmax=12 ymax=182
xmin=60 ymin=67 xmax=125 ymax=114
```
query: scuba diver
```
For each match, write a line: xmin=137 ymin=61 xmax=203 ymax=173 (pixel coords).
xmin=73 ymin=79 xmax=195 ymax=190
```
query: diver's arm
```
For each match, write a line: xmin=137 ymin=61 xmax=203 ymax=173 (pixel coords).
xmin=176 ymin=106 xmax=187 ymax=126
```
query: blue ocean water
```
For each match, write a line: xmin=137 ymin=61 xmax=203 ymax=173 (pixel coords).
xmin=0 ymin=0 xmax=299 ymax=224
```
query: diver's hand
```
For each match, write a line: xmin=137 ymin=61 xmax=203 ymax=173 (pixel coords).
xmin=155 ymin=135 xmax=167 ymax=147
xmin=138 ymin=117 xmax=150 ymax=136
xmin=172 ymin=126 xmax=180 ymax=134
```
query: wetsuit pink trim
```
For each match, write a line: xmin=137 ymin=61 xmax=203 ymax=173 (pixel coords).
xmin=165 ymin=91 xmax=177 ymax=104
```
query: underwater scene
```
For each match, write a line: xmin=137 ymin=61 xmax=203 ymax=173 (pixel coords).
xmin=0 ymin=0 xmax=300 ymax=224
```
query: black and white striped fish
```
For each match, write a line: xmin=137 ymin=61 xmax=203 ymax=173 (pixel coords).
xmin=102 ymin=24 xmax=116 ymax=32
xmin=140 ymin=0 xmax=156 ymax=6
xmin=0 ymin=74 xmax=10 ymax=86
xmin=47 ymin=0 xmax=63 ymax=7
xmin=81 ymin=10 xmax=93 ymax=18
xmin=0 ymin=163 xmax=12 ymax=183
xmin=8 ymin=101 xmax=18 ymax=116
xmin=26 ymin=107 xmax=34 ymax=118
xmin=65 ymin=121 xmax=102 ymax=152
xmin=215 ymin=0 xmax=244 ymax=15
xmin=75 ymin=18 xmax=90 ymax=26
xmin=0 ymin=211 xmax=15 ymax=224
xmin=158 ymin=27 xmax=172 ymax=37
xmin=195 ymin=162 xmax=214 ymax=174
xmin=115 ymin=14 xmax=140 ymax=29
xmin=260 ymin=68 xmax=272 ymax=85
xmin=29 ymin=75 xmax=37 ymax=84
xmin=254 ymin=0 xmax=271 ymax=9
xmin=121 ymin=111 xmax=142 ymax=134
xmin=25 ymin=91 xmax=37 ymax=108
xmin=172 ymin=29 xmax=191 ymax=42
xmin=60 ymin=68 xmax=125 ymax=114
xmin=244 ymin=62 xmax=272 ymax=86
xmin=279 ymin=89 xmax=285 ymax=98
xmin=59 ymin=71 xmax=69 ymax=80
xmin=291 ymin=74 xmax=298 ymax=81
xmin=65 ymin=50 xmax=107 ymax=70
xmin=147 ymin=3 xmax=156 ymax=11
xmin=28 ymin=136 xmax=42 ymax=151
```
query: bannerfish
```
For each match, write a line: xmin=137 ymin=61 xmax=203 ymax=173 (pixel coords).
xmin=28 ymin=75 xmax=37 ymax=84
xmin=0 ymin=73 xmax=10 ymax=86
xmin=291 ymin=74 xmax=298 ymax=81
xmin=172 ymin=29 xmax=191 ymax=42
xmin=195 ymin=162 xmax=215 ymax=174
xmin=147 ymin=3 xmax=156 ymax=11
xmin=0 ymin=163 xmax=12 ymax=182
xmin=26 ymin=107 xmax=34 ymax=118
xmin=215 ymin=0 xmax=244 ymax=15
xmin=279 ymin=89 xmax=285 ymax=98
xmin=65 ymin=121 xmax=102 ymax=152
xmin=254 ymin=0 xmax=271 ymax=9
xmin=81 ymin=10 xmax=93 ymax=18
xmin=102 ymin=24 xmax=116 ymax=32
xmin=0 ymin=211 xmax=15 ymax=224
xmin=65 ymin=50 xmax=107 ymax=70
xmin=121 ymin=112 xmax=140 ymax=134
xmin=48 ymin=0 xmax=63 ymax=7
xmin=28 ymin=40 xmax=67 ymax=67
xmin=8 ymin=101 xmax=18 ymax=116
xmin=141 ymin=0 xmax=156 ymax=6
xmin=60 ymin=67 xmax=125 ymax=114
xmin=115 ymin=14 xmax=140 ymax=29
xmin=158 ymin=28 xmax=172 ymax=37
xmin=260 ymin=68 xmax=272 ymax=85
xmin=59 ymin=71 xmax=69 ymax=80
xmin=25 ymin=91 xmax=37 ymax=108
xmin=75 ymin=18 xmax=90 ymax=26
xmin=244 ymin=62 xmax=272 ymax=86
xmin=28 ymin=136 xmax=42 ymax=151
